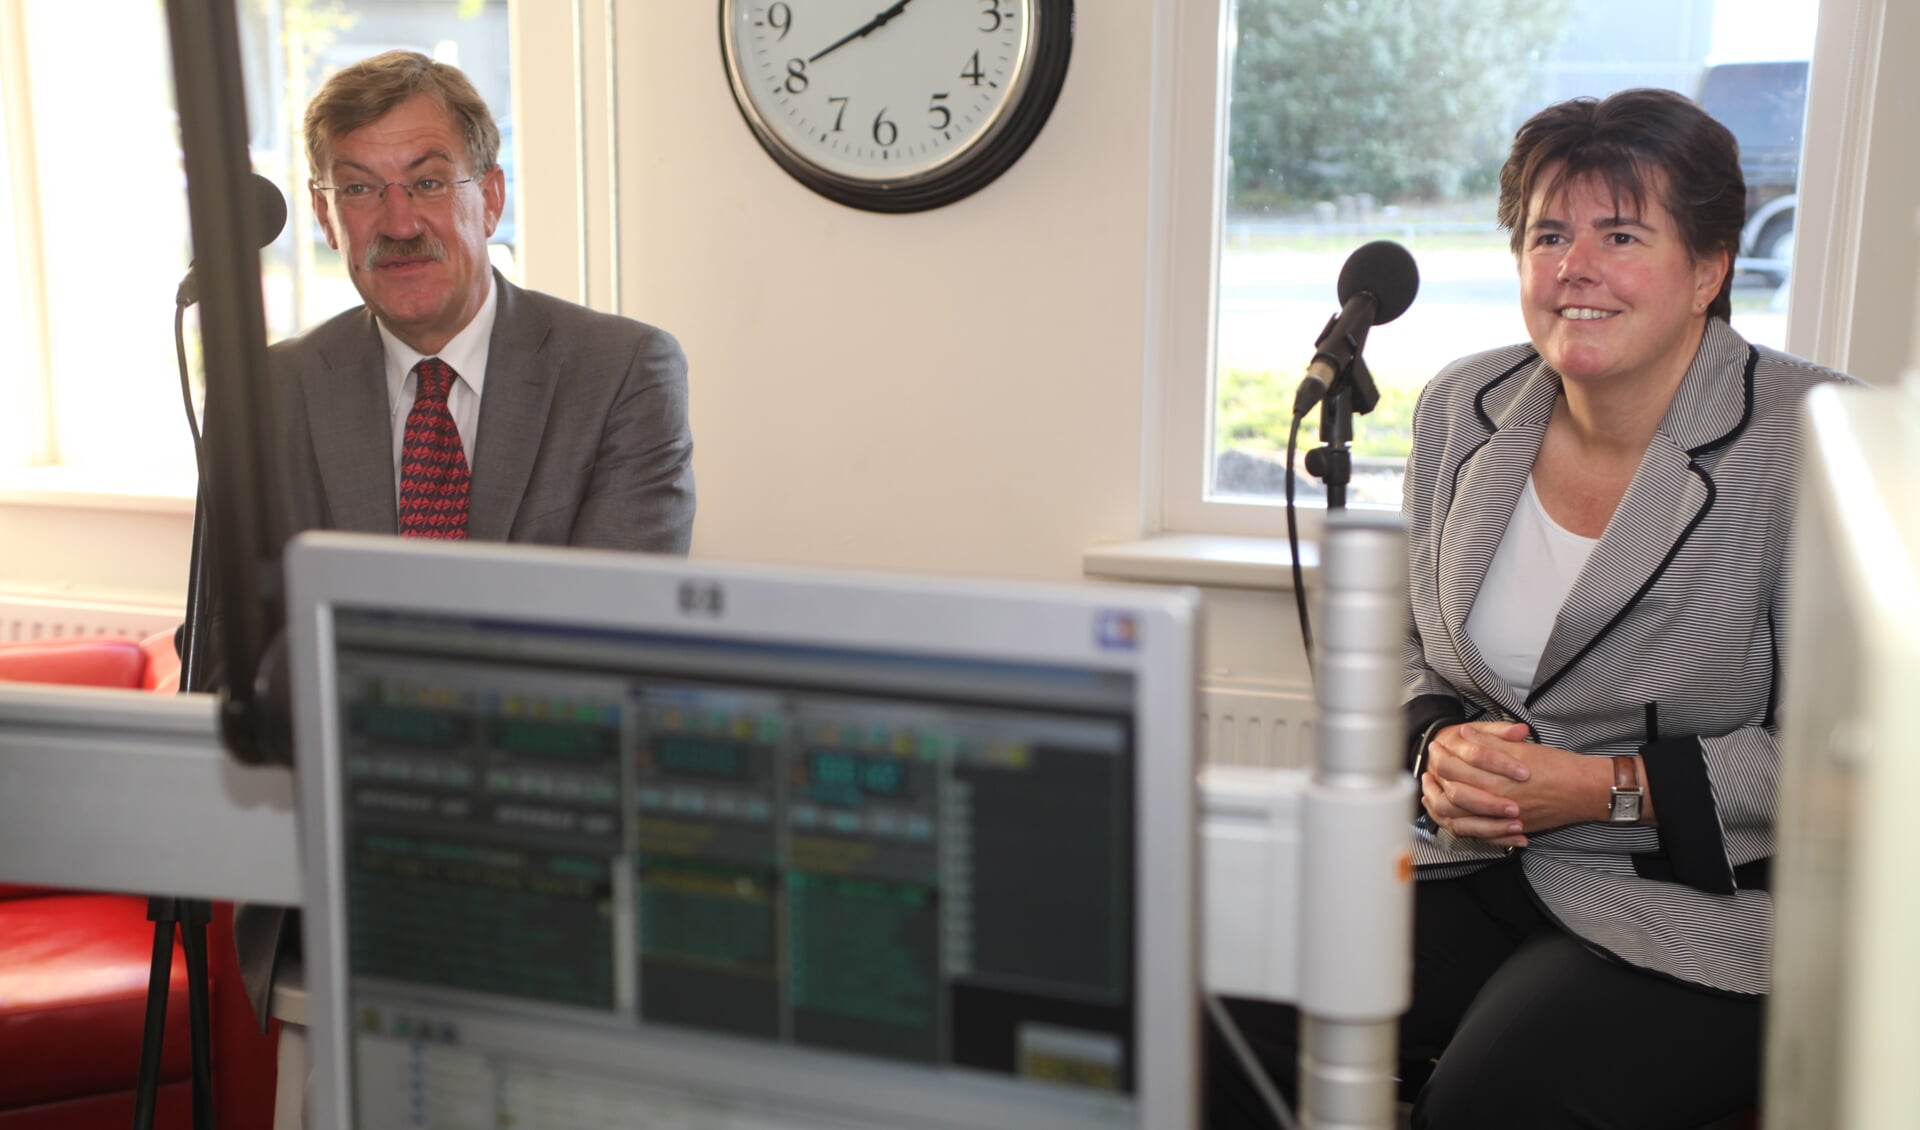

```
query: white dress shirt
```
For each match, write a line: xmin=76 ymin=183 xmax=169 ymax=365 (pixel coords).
xmin=377 ymin=282 xmax=500 ymax=500
xmin=1462 ymin=473 xmax=1598 ymax=701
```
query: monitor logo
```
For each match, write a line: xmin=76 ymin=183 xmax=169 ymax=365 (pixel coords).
xmin=1095 ymin=611 xmax=1138 ymax=650
xmin=678 ymin=581 xmax=725 ymax=618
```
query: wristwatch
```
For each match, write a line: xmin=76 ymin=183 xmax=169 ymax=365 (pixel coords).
xmin=1608 ymin=755 xmax=1644 ymax=824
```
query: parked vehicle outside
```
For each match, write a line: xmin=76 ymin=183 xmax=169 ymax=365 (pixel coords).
xmin=1697 ymin=60 xmax=1807 ymax=284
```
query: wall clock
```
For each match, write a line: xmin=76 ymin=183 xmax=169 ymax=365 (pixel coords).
xmin=719 ymin=1 xmax=1074 ymax=213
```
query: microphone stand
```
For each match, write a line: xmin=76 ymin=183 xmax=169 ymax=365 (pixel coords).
xmin=129 ymin=307 xmax=223 ymax=1130
xmin=1303 ymin=354 xmax=1380 ymax=512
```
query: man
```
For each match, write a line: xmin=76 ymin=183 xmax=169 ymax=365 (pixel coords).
xmin=276 ymin=48 xmax=694 ymax=549
xmin=239 ymin=49 xmax=695 ymax=1027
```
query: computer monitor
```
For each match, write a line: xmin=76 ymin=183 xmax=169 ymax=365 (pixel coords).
xmin=286 ymin=533 xmax=1199 ymax=1130
xmin=1767 ymin=380 xmax=1920 ymax=1127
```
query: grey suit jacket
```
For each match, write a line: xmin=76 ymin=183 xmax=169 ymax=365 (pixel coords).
xmin=273 ymin=270 xmax=694 ymax=551
xmin=1401 ymin=318 xmax=1854 ymax=995
xmin=238 ymin=273 xmax=694 ymax=1025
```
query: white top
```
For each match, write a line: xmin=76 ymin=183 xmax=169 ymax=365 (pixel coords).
xmin=1463 ymin=474 xmax=1600 ymax=701
xmin=377 ymin=281 xmax=500 ymax=497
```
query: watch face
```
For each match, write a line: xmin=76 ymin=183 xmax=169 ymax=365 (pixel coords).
xmin=720 ymin=1 xmax=1070 ymax=211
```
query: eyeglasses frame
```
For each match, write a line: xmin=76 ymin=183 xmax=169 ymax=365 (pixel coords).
xmin=309 ymin=175 xmax=481 ymax=209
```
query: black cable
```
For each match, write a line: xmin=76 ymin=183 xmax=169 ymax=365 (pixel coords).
xmin=157 ymin=299 xmax=217 ymax=1130
xmin=1204 ymin=992 xmax=1302 ymax=1130
xmin=1284 ymin=409 xmax=1314 ymax=686
xmin=175 ymin=301 xmax=203 ymax=458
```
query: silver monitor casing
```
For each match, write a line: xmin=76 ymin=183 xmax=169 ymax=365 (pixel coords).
xmin=1768 ymin=381 xmax=1920 ymax=1129
xmin=286 ymin=532 xmax=1200 ymax=1130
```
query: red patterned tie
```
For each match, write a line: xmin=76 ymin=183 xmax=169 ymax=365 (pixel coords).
xmin=397 ymin=358 xmax=470 ymax=539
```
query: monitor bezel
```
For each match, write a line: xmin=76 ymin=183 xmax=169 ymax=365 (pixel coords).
xmin=288 ymin=532 xmax=1199 ymax=1130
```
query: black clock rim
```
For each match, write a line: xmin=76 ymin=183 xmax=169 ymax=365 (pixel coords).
xmin=719 ymin=0 xmax=1075 ymax=214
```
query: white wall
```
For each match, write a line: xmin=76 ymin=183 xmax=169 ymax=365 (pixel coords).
xmin=517 ymin=4 xmax=1158 ymax=583
xmin=0 ymin=498 xmax=191 ymax=606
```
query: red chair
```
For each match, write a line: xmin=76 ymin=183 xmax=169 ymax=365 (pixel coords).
xmin=0 ymin=633 xmax=277 ymax=1129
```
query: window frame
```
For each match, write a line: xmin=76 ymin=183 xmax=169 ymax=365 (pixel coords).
xmin=0 ymin=0 xmax=61 ymax=473
xmin=0 ymin=0 xmax=524 ymax=505
xmin=1147 ymin=0 xmax=1886 ymax=540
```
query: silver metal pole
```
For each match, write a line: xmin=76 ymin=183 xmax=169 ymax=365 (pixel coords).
xmin=1298 ymin=509 xmax=1414 ymax=1130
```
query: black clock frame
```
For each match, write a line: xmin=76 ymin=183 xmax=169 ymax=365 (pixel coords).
xmin=719 ymin=0 xmax=1075 ymax=214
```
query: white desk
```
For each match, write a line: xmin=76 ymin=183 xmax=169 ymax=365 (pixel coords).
xmin=0 ymin=683 xmax=1300 ymax=997
xmin=0 ymin=684 xmax=301 ymax=904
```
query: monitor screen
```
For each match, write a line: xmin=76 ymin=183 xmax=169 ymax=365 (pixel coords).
xmin=289 ymin=535 xmax=1197 ymax=1130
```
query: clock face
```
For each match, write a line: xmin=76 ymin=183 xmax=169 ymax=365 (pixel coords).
xmin=720 ymin=1 xmax=1072 ymax=212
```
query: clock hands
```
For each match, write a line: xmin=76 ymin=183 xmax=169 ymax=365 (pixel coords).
xmin=807 ymin=0 xmax=917 ymax=64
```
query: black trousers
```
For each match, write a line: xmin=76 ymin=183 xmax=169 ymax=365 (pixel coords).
xmin=1205 ymin=860 xmax=1764 ymax=1130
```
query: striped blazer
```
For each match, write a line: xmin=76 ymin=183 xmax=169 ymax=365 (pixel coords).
xmin=1400 ymin=318 xmax=1855 ymax=995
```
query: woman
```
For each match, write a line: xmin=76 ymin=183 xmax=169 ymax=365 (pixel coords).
xmin=1211 ymin=88 xmax=1856 ymax=1129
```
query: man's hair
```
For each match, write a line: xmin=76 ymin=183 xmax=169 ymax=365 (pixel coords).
xmin=1497 ymin=87 xmax=1745 ymax=321
xmin=304 ymin=50 xmax=501 ymax=178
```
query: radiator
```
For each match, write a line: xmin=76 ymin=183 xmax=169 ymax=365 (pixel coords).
xmin=1201 ymin=680 xmax=1316 ymax=769
xmin=0 ymin=593 xmax=186 ymax=644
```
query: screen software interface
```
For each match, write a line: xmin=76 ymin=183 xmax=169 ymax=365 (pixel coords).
xmin=332 ymin=609 xmax=1138 ymax=1127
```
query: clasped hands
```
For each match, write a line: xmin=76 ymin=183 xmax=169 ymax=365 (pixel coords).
xmin=1419 ymin=720 xmax=1615 ymax=848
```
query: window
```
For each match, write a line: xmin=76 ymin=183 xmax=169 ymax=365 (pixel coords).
xmin=0 ymin=0 xmax=512 ymax=495
xmin=1158 ymin=0 xmax=1825 ymax=535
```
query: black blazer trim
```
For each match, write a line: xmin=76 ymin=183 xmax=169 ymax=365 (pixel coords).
xmin=1404 ymin=693 xmax=1467 ymax=770
xmin=1762 ymin=608 xmax=1780 ymax=730
xmin=1685 ymin=344 xmax=1761 ymax=459
xmin=1471 ymin=351 xmax=1540 ymax=432
xmin=1634 ymin=733 xmax=1737 ymax=894
xmin=1525 ymin=462 xmax=1719 ymax=708
xmin=1405 ymin=686 xmax=1459 ymax=775
xmin=1633 ymin=852 xmax=1770 ymax=896
xmin=1432 ymin=355 xmax=1539 ymax=673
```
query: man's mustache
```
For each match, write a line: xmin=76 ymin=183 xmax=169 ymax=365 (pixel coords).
xmin=363 ymin=234 xmax=446 ymax=272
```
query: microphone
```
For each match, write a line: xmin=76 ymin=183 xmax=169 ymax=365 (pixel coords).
xmin=1293 ymin=240 xmax=1419 ymax=417
xmin=176 ymin=172 xmax=289 ymax=308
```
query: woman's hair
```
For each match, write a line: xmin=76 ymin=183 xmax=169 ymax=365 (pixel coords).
xmin=304 ymin=50 xmax=501 ymax=179
xmin=1497 ymin=88 xmax=1745 ymax=321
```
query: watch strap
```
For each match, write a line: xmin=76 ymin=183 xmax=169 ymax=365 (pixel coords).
xmin=1612 ymin=754 xmax=1639 ymax=792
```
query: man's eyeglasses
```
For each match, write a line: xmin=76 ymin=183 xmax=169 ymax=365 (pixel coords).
xmin=311 ymin=176 xmax=478 ymax=211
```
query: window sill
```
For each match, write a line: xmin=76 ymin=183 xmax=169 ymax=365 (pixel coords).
xmin=1083 ymin=534 xmax=1317 ymax=591
xmin=0 ymin=466 xmax=197 ymax=516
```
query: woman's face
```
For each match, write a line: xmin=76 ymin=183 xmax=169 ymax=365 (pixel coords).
xmin=1518 ymin=169 xmax=1727 ymax=392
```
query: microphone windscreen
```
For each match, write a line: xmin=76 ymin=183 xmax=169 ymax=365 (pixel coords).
xmin=249 ymin=171 xmax=289 ymax=249
xmin=1335 ymin=240 xmax=1420 ymax=325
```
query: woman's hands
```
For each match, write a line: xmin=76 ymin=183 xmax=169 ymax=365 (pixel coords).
xmin=1418 ymin=720 xmax=1617 ymax=848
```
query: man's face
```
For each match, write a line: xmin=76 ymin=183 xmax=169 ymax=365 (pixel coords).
xmin=312 ymin=94 xmax=504 ymax=355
